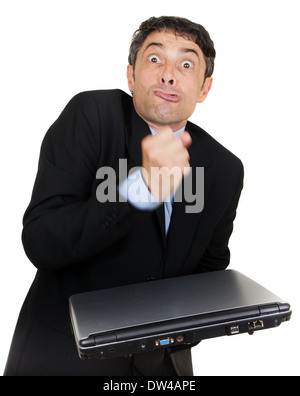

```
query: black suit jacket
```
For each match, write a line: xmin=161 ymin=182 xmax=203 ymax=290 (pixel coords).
xmin=5 ymin=90 xmax=243 ymax=376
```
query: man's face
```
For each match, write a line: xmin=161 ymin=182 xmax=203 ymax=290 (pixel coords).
xmin=127 ymin=30 xmax=212 ymax=131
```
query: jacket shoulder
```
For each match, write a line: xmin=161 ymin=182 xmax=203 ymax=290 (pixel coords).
xmin=69 ymin=89 xmax=131 ymax=108
xmin=187 ymin=120 xmax=243 ymax=171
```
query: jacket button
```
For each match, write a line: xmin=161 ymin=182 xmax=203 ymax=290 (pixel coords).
xmin=147 ymin=276 xmax=156 ymax=281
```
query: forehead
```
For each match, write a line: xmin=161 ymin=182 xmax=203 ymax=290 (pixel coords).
xmin=140 ymin=29 xmax=203 ymax=56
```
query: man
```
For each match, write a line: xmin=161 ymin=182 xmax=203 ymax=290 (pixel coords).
xmin=4 ymin=16 xmax=243 ymax=376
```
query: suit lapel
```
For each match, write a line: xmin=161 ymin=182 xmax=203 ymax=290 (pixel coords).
xmin=163 ymin=122 xmax=213 ymax=277
xmin=123 ymin=96 xmax=166 ymax=242
xmin=123 ymin=97 xmax=214 ymax=267
xmin=123 ymin=95 xmax=149 ymax=167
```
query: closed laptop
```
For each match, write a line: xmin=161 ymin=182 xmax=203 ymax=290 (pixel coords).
xmin=69 ymin=270 xmax=292 ymax=360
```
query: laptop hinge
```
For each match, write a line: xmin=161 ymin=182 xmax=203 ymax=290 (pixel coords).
xmin=258 ymin=304 xmax=280 ymax=315
xmin=278 ymin=303 xmax=291 ymax=312
xmin=80 ymin=332 xmax=117 ymax=347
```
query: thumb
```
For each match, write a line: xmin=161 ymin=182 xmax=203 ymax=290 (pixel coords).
xmin=179 ymin=131 xmax=192 ymax=148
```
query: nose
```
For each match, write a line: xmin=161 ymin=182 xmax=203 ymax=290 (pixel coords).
xmin=161 ymin=76 xmax=174 ymax=85
xmin=160 ymin=63 xmax=176 ymax=86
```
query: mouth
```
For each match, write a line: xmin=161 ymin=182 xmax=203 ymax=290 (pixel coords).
xmin=153 ymin=89 xmax=181 ymax=103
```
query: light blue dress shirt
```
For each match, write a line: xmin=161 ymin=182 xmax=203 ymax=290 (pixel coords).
xmin=118 ymin=126 xmax=185 ymax=234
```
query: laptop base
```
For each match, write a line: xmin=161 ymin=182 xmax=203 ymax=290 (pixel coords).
xmin=69 ymin=270 xmax=292 ymax=360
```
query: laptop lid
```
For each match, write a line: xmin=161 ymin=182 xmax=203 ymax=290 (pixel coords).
xmin=69 ymin=270 xmax=291 ymax=359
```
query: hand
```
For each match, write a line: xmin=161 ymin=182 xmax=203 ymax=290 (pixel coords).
xmin=141 ymin=127 xmax=192 ymax=201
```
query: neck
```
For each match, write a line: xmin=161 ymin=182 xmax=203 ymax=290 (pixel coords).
xmin=147 ymin=120 xmax=187 ymax=134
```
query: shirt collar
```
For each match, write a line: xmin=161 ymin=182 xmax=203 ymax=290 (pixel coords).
xmin=149 ymin=126 xmax=185 ymax=138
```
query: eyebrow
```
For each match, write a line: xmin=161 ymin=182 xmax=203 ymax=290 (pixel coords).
xmin=143 ymin=42 xmax=164 ymax=53
xmin=143 ymin=42 xmax=200 ymax=60
xmin=180 ymin=47 xmax=200 ymax=59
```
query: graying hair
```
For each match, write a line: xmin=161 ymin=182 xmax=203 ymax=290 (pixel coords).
xmin=128 ymin=16 xmax=216 ymax=79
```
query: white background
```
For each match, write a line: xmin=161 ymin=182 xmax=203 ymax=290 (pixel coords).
xmin=0 ymin=0 xmax=299 ymax=376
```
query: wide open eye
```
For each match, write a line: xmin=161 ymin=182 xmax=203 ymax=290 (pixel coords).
xmin=182 ymin=61 xmax=193 ymax=69
xmin=148 ymin=55 xmax=161 ymax=63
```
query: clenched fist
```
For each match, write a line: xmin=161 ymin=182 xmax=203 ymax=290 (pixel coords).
xmin=141 ymin=127 xmax=192 ymax=201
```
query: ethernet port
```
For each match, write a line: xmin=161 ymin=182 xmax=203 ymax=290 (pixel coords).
xmin=248 ymin=320 xmax=264 ymax=329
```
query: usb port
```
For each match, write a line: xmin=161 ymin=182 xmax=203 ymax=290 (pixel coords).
xmin=229 ymin=325 xmax=240 ymax=335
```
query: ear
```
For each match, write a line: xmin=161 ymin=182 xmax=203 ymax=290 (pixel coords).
xmin=127 ymin=64 xmax=135 ymax=94
xmin=197 ymin=77 xmax=213 ymax=104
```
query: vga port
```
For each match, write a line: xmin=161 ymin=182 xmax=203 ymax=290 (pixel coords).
xmin=155 ymin=337 xmax=174 ymax=346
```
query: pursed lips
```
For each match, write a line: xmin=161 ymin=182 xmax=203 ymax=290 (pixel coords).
xmin=153 ymin=89 xmax=181 ymax=103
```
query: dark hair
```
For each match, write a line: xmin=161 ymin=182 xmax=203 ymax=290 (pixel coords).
xmin=128 ymin=16 xmax=216 ymax=79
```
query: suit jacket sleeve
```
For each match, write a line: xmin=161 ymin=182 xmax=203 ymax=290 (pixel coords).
xmin=22 ymin=92 xmax=146 ymax=270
